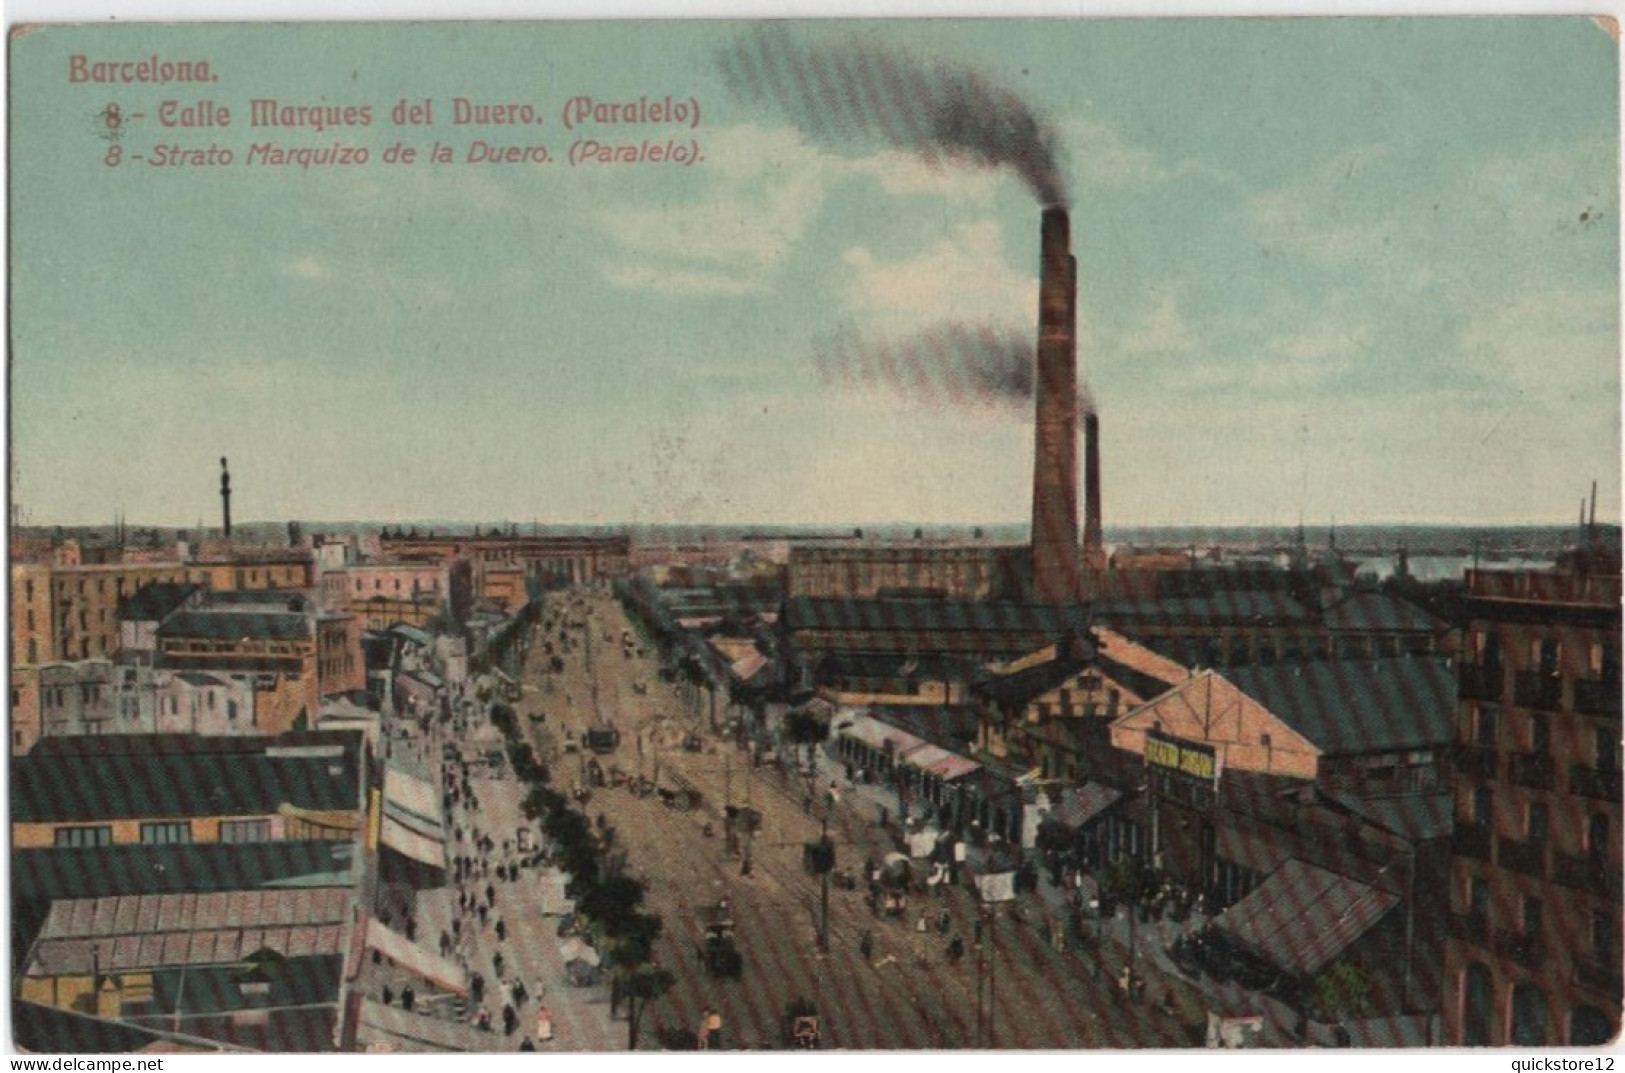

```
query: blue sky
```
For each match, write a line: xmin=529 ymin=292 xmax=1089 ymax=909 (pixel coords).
xmin=9 ymin=18 xmax=1619 ymax=527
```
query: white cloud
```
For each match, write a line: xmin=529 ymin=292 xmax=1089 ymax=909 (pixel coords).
xmin=597 ymin=126 xmax=829 ymax=272
xmin=1115 ymin=289 xmax=1199 ymax=356
xmin=1244 ymin=147 xmax=1413 ymax=275
xmin=1457 ymin=287 xmax=1619 ymax=404
xmin=597 ymin=124 xmax=1007 ymax=297
xmin=845 ymin=150 xmax=1000 ymax=202
xmin=1060 ymin=117 xmax=1238 ymax=191
xmin=602 ymin=263 xmax=766 ymax=296
xmin=284 ymin=256 xmax=326 ymax=280
xmin=839 ymin=219 xmax=1034 ymax=333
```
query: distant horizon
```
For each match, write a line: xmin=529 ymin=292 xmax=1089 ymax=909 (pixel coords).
xmin=17 ymin=517 xmax=1618 ymax=538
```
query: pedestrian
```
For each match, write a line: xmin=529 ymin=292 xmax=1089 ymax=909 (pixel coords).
xmin=471 ymin=972 xmax=485 ymax=1003
xmin=382 ymin=984 xmax=394 ymax=1007
xmin=535 ymin=1006 xmax=554 ymax=1043
xmin=475 ymin=1007 xmax=492 ymax=1032
xmin=402 ymin=986 xmax=415 ymax=1013
xmin=860 ymin=929 xmax=874 ymax=961
xmin=479 ymin=904 xmax=489 ymax=926
xmin=519 ymin=1037 xmax=536 ymax=1052
xmin=493 ymin=951 xmax=505 ymax=978
xmin=487 ymin=883 xmax=496 ymax=907
xmin=503 ymin=1003 xmax=518 ymax=1036
xmin=496 ymin=917 xmax=507 ymax=942
xmin=705 ymin=1009 xmax=723 ymax=1050
xmin=938 ymin=909 xmax=951 ymax=935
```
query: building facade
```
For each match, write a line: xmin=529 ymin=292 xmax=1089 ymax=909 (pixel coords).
xmin=1442 ymin=568 xmax=1622 ymax=1046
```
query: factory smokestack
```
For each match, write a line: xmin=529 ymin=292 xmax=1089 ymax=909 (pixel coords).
xmin=1083 ymin=410 xmax=1104 ymax=576
xmin=219 ymin=457 xmax=232 ymax=539
xmin=1030 ymin=207 xmax=1080 ymax=604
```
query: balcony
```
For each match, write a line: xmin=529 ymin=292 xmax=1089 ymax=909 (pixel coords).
xmin=1508 ymin=751 xmax=1556 ymax=792
xmin=1553 ymin=850 xmax=1622 ymax=900
xmin=1459 ymin=664 xmax=1503 ymax=702
xmin=1452 ymin=743 xmax=1500 ymax=781
xmin=1574 ymin=677 xmax=1623 ymax=718
xmin=1453 ymin=823 xmax=1492 ymax=861
xmin=1572 ymin=954 xmax=1623 ymax=997
xmin=1497 ymin=835 xmax=1547 ymax=879
xmin=1570 ymin=764 xmax=1623 ymax=801
xmin=1514 ymin=671 xmax=1563 ymax=711
xmin=1447 ymin=910 xmax=1490 ymax=947
xmin=1495 ymin=927 xmax=1543 ymax=970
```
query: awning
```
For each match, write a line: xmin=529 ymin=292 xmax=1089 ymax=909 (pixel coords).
xmin=900 ymin=742 xmax=952 ymax=772
xmin=1214 ymin=858 xmax=1399 ymax=976
xmin=925 ymin=753 xmax=981 ymax=781
xmin=381 ymin=815 xmax=444 ymax=869
xmin=383 ymin=765 xmax=443 ymax=838
xmin=838 ymin=715 xmax=925 ymax=756
xmin=365 ymin=918 xmax=467 ymax=992
xmin=1049 ymin=783 xmax=1122 ymax=831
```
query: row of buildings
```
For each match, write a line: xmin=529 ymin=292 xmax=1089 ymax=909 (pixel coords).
xmin=8 ymin=527 xmax=630 ymax=1051
xmin=9 ymin=531 xmax=630 ymax=755
xmin=624 ymin=543 xmax=1620 ymax=1048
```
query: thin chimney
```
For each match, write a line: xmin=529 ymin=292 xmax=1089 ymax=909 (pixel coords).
xmin=220 ymin=457 xmax=232 ymax=539
xmin=1083 ymin=410 xmax=1104 ymax=577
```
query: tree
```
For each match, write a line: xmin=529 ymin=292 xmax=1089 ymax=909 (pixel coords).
xmin=1310 ymin=960 xmax=1375 ymax=1022
xmin=622 ymin=962 xmax=675 ymax=1050
xmin=522 ymin=785 xmax=566 ymax=821
xmin=785 ymin=708 xmax=828 ymax=765
xmin=600 ymin=913 xmax=671 ymax=1050
xmin=577 ymin=875 xmax=647 ymax=937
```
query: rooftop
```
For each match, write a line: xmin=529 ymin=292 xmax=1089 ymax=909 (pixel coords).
xmin=1224 ymin=656 xmax=1456 ymax=756
xmin=159 ymin=610 xmax=312 ymax=642
xmin=13 ymin=748 xmax=361 ymax=823
xmin=27 ymin=888 xmax=352 ymax=976
xmin=784 ymin=596 xmax=1094 ymax=636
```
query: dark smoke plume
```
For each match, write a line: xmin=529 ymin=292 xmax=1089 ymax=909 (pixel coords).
xmin=814 ymin=321 xmax=1093 ymax=421
xmin=718 ymin=28 xmax=1068 ymax=208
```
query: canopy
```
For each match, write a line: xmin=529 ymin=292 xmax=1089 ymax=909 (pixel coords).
xmin=839 ymin=714 xmax=925 ymax=755
xmin=558 ymin=937 xmax=601 ymax=967
xmin=900 ymin=743 xmax=952 ymax=772
xmin=924 ymin=753 xmax=981 ymax=781
xmin=1214 ymin=858 xmax=1399 ymax=977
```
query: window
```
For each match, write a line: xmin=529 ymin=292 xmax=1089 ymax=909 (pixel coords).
xmin=1597 ymin=729 xmax=1619 ymax=773
xmin=1592 ymin=910 xmax=1614 ymax=962
xmin=1589 ymin=813 xmax=1610 ymax=858
xmin=1522 ymin=896 xmax=1543 ymax=938
xmin=140 ymin=822 xmax=191 ymax=845
xmin=219 ymin=819 xmax=271 ymax=843
xmin=1511 ymin=983 xmax=1548 ymax=1047
xmin=1537 ymin=639 xmax=1559 ymax=676
xmin=1475 ymin=706 xmax=1497 ymax=747
xmin=1470 ymin=876 xmax=1490 ymax=918
xmin=1472 ymin=787 xmax=1493 ymax=827
xmin=1530 ymin=713 xmax=1550 ymax=755
xmin=54 ymin=825 xmax=112 ymax=848
xmin=1526 ymin=802 xmax=1548 ymax=843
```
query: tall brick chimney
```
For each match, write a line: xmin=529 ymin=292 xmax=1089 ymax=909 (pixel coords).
xmin=1030 ymin=208 xmax=1080 ymax=604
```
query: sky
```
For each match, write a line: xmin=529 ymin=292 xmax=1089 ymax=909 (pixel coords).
xmin=8 ymin=18 xmax=1620 ymax=529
